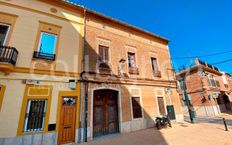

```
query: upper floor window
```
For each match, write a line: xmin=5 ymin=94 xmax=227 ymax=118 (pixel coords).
xmin=38 ymin=32 xmax=57 ymax=55
xmin=208 ymin=76 xmax=220 ymax=87
xmin=128 ymin=52 xmax=136 ymax=68
xmin=33 ymin=21 xmax=61 ymax=61
xmin=33 ymin=32 xmax=57 ymax=61
xmin=0 ymin=23 xmax=10 ymax=46
xmin=98 ymin=45 xmax=109 ymax=63
xmin=151 ymin=58 xmax=158 ymax=72
xmin=151 ymin=57 xmax=161 ymax=77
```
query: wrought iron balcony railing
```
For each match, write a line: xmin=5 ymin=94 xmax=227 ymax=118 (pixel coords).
xmin=33 ymin=51 xmax=56 ymax=61
xmin=0 ymin=45 xmax=18 ymax=65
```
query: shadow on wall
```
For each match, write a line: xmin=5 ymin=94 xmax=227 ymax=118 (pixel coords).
xmin=80 ymin=25 xmax=171 ymax=144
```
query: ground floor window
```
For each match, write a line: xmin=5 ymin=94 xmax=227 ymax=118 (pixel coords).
xmin=131 ymin=96 xmax=142 ymax=119
xmin=17 ymin=85 xmax=52 ymax=136
xmin=157 ymin=97 xmax=166 ymax=115
xmin=24 ymin=100 xmax=47 ymax=132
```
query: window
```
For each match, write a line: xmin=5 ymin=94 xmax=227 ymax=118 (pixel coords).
xmin=131 ymin=96 xmax=142 ymax=119
xmin=24 ymin=100 xmax=47 ymax=132
xmin=151 ymin=58 xmax=158 ymax=72
xmin=33 ymin=32 xmax=57 ymax=60
xmin=157 ymin=97 xmax=166 ymax=115
xmin=151 ymin=57 xmax=161 ymax=77
xmin=33 ymin=21 xmax=61 ymax=61
xmin=0 ymin=23 xmax=10 ymax=46
xmin=128 ymin=52 xmax=136 ymax=68
xmin=208 ymin=76 xmax=218 ymax=87
xmin=98 ymin=45 xmax=109 ymax=63
xmin=17 ymin=85 xmax=52 ymax=136
xmin=38 ymin=32 xmax=57 ymax=54
xmin=156 ymin=90 xmax=166 ymax=116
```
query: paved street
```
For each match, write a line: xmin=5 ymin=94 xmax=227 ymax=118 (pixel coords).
xmin=76 ymin=121 xmax=232 ymax=145
xmin=184 ymin=111 xmax=232 ymax=126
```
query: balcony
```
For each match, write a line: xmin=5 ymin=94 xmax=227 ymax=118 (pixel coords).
xmin=0 ymin=46 xmax=18 ymax=73
xmin=98 ymin=62 xmax=111 ymax=74
xmin=129 ymin=67 xmax=139 ymax=75
xmin=153 ymin=71 xmax=162 ymax=77
xmin=33 ymin=51 xmax=56 ymax=61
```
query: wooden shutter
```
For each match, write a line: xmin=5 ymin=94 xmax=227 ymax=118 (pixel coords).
xmin=104 ymin=47 xmax=109 ymax=62
xmin=99 ymin=45 xmax=109 ymax=62
xmin=99 ymin=45 xmax=104 ymax=61
xmin=157 ymin=97 xmax=166 ymax=115
xmin=131 ymin=97 xmax=142 ymax=118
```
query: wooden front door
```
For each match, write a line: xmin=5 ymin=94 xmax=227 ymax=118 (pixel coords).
xmin=93 ymin=90 xmax=119 ymax=137
xmin=58 ymin=97 xmax=77 ymax=145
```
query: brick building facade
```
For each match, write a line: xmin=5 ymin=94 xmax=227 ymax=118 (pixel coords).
xmin=177 ymin=58 xmax=232 ymax=117
xmin=80 ymin=9 xmax=183 ymax=141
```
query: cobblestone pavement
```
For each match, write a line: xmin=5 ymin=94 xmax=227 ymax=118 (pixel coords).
xmin=70 ymin=121 xmax=232 ymax=145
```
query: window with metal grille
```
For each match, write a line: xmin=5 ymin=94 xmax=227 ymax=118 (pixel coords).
xmin=24 ymin=100 xmax=47 ymax=132
xmin=131 ymin=96 xmax=142 ymax=119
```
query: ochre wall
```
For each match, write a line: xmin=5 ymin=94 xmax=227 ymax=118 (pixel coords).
xmin=0 ymin=0 xmax=83 ymax=73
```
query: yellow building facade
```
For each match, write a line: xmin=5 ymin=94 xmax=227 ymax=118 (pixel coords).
xmin=0 ymin=0 xmax=84 ymax=144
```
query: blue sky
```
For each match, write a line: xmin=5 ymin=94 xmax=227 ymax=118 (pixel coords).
xmin=70 ymin=0 xmax=232 ymax=74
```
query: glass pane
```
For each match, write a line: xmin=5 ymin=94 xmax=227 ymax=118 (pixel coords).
xmin=38 ymin=32 xmax=57 ymax=54
xmin=63 ymin=97 xmax=76 ymax=106
xmin=0 ymin=24 xmax=10 ymax=46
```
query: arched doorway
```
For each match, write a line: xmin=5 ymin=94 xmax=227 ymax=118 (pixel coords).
xmin=223 ymin=94 xmax=231 ymax=111
xmin=93 ymin=89 xmax=119 ymax=138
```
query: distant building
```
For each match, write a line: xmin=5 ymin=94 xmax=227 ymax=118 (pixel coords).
xmin=177 ymin=58 xmax=232 ymax=117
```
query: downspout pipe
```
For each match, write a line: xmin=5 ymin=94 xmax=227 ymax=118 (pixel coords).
xmin=78 ymin=8 xmax=87 ymax=143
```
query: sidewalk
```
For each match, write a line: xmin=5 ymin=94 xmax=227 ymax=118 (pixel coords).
xmin=76 ymin=122 xmax=232 ymax=145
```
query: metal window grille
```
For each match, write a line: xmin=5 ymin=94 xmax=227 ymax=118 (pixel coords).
xmin=24 ymin=100 xmax=47 ymax=132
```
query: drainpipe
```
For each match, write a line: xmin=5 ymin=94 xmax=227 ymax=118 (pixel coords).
xmin=78 ymin=8 xmax=87 ymax=143
xmin=83 ymin=8 xmax=89 ymax=143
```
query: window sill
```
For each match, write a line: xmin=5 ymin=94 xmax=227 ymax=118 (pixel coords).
xmin=20 ymin=130 xmax=47 ymax=136
xmin=132 ymin=117 xmax=143 ymax=121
